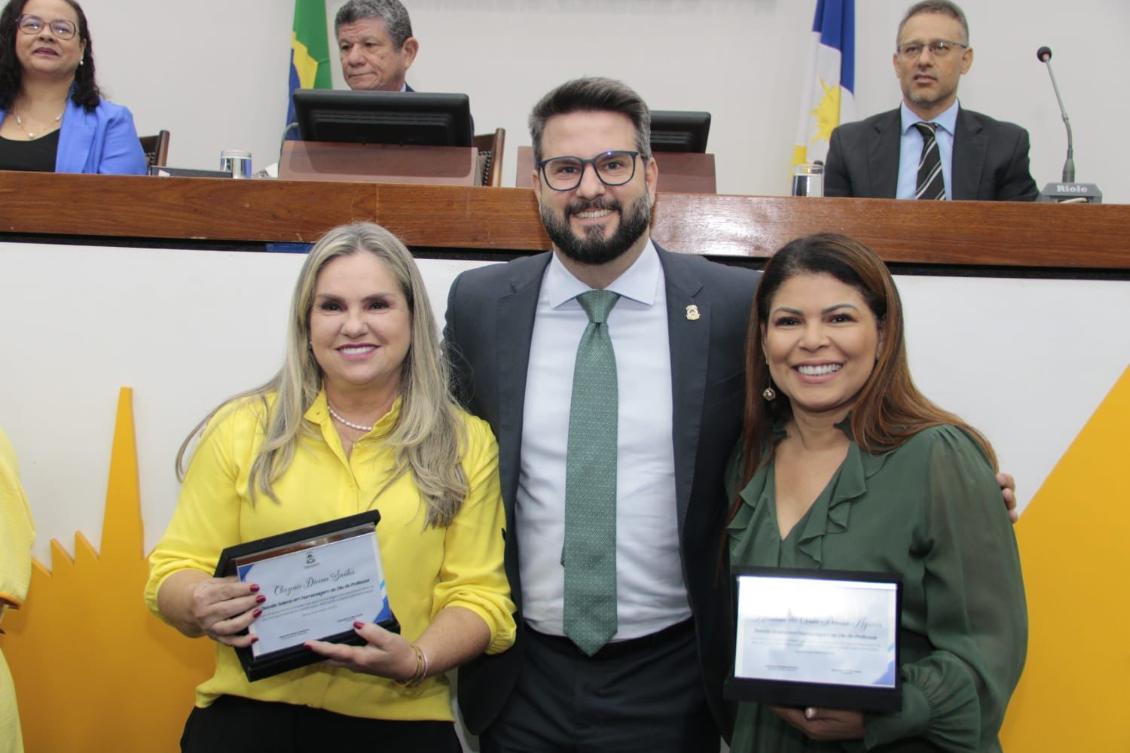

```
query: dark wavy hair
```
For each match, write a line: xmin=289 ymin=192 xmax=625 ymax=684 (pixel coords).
xmin=0 ymin=0 xmax=101 ymax=112
xmin=529 ymin=77 xmax=653 ymax=163
xmin=734 ymin=233 xmax=997 ymax=495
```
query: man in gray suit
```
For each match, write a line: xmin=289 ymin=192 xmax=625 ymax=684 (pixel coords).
xmin=825 ymin=0 xmax=1037 ymax=201
xmin=444 ymin=77 xmax=759 ymax=752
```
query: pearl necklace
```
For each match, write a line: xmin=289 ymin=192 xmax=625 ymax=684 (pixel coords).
xmin=327 ymin=404 xmax=374 ymax=432
xmin=13 ymin=110 xmax=62 ymax=140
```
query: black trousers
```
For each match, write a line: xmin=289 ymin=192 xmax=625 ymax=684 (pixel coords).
xmin=479 ymin=620 xmax=721 ymax=753
xmin=180 ymin=695 xmax=461 ymax=753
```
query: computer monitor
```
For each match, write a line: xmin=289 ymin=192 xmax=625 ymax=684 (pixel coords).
xmin=649 ymin=110 xmax=712 ymax=153
xmin=293 ymin=89 xmax=474 ymax=148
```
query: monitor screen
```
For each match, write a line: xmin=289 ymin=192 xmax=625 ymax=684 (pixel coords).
xmin=294 ymin=89 xmax=474 ymax=148
xmin=649 ymin=110 xmax=712 ymax=153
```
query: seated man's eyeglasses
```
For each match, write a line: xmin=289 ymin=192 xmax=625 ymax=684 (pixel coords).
xmin=17 ymin=15 xmax=78 ymax=41
xmin=897 ymin=39 xmax=967 ymax=60
xmin=537 ymin=150 xmax=641 ymax=192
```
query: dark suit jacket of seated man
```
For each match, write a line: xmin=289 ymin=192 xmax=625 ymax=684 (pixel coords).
xmin=824 ymin=105 xmax=1038 ymax=201
xmin=824 ymin=0 xmax=1037 ymax=201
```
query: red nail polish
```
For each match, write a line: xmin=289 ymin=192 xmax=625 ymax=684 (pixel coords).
xmin=253 ymin=608 xmax=263 ymax=618
xmin=255 ymin=594 xmax=266 ymax=604
xmin=251 ymin=636 xmax=259 ymax=644
xmin=249 ymin=583 xmax=260 ymax=593
xmin=353 ymin=621 xmax=364 ymax=630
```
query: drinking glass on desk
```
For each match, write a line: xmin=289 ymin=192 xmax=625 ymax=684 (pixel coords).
xmin=791 ymin=162 xmax=824 ymax=197
xmin=220 ymin=150 xmax=253 ymax=179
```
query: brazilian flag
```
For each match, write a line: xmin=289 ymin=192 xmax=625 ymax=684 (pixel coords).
xmin=286 ymin=0 xmax=332 ymax=129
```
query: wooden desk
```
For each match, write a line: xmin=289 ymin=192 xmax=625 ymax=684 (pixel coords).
xmin=279 ymin=141 xmax=478 ymax=185
xmin=0 ymin=171 xmax=1126 ymax=271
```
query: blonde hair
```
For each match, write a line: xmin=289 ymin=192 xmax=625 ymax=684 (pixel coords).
xmin=177 ymin=222 xmax=468 ymax=527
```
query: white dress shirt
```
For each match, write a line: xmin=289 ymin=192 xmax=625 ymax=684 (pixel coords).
xmin=517 ymin=240 xmax=692 ymax=640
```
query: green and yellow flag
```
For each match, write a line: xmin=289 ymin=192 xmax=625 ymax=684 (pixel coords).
xmin=286 ymin=0 xmax=331 ymax=127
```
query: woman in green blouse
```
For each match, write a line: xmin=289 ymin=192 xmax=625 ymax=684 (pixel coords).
xmin=727 ymin=233 xmax=1026 ymax=752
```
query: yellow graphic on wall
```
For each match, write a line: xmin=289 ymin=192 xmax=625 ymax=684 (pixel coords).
xmin=2 ymin=388 xmax=212 ymax=753
xmin=1000 ymin=366 xmax=1130 ymax=752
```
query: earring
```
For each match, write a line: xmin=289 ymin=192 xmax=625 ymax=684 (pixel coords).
xmin=761 ymin=386 xmax=777 ymax=401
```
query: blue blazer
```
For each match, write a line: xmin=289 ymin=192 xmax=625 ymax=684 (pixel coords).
xmin=0 ymin=97 xmax=147 ymax=175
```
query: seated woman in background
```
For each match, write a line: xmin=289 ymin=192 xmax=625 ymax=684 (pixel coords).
xmin=728 ymin=234 xmax=1026 ymax=752
xmin=146 ymin=222 xmax=515 ymax=753
xmin=0 ymin=0 xmax=145 ymax=174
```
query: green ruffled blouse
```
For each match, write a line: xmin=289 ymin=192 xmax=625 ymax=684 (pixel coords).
xmin=726 ymin=425 xmax=1026 ymax=753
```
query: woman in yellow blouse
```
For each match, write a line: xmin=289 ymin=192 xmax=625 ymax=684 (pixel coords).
xmin=146 ymin=222 xmax=515 ymax=752
xmin=0 ymin=427 xmax=34 ymax=753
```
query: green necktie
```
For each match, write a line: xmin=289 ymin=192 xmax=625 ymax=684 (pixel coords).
xmin=563 ymin=289 xmax=621 ymax=656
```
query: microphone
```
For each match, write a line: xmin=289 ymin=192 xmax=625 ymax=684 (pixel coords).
xmin=1036 ymin=46 xmax=1073 ymax=182
xmin=280 ymin=121 xmax=301 ymax=148
xmin=1035 ymin=46 xmax=1102 ymax=203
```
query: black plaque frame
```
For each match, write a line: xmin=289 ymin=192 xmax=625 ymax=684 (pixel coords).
xmin=213 ymin=510 xmax=399 ymax=681
xmin=724 ymin=566 xmax=903 ymax=712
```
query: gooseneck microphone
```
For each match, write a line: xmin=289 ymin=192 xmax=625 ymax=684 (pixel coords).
xmin=1037 ymin=46 xmax=1074 ymax=183
xmin=281 ymin=121 xmax=301 ymax=151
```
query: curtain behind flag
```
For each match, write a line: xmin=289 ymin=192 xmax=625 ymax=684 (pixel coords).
xmin=792 ymin=0 xmax=855 ymax=166
xmin=286 ymin=0 xmax=332 ymax=132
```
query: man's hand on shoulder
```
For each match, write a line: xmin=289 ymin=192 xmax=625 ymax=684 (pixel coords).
xmin=997 ymin=472 xmax=1018 ymax=523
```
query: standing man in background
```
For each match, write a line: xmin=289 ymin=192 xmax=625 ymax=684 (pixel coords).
xmin=335 ymin=0 xmax=418 ymax=92
xmin=824 ymin=0 xmax=1037 ymax=201
xmin=445 ymin=76 xmax=759 ymax=753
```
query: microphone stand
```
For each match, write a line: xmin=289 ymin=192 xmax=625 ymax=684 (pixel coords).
xmin=1036 ymin=46 xmax=1101 ymax=203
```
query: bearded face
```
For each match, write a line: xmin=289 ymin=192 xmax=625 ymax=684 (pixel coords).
xmin=539 ymin=192 xmax=651 ymax=266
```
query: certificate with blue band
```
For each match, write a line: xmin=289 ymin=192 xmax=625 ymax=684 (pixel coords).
xmin=214 ymin=510 xmax=399 ymax=681
xmin=725 ymin=567 xmax=902 ymax=712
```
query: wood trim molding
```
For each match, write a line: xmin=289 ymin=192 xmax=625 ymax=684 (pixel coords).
xmin=0 ymin=172 xmax=1125 ymax=269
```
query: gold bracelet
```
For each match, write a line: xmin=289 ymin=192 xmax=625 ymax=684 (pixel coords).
xmin=397 ymin=644 xmax=428 ymax=687
xmin=418 ymin=645 xmax=431 ymax=681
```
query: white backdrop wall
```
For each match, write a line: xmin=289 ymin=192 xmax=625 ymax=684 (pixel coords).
xmin=74 ymin=0 xmax=1127 ymax=201
xmin=1 ymin=241 xmax=1128 ymax=563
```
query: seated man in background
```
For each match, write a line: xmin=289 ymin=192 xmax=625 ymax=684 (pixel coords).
xmin=336 ymin=0 xmax=418 ymax=92
xmin=824 ymin=0 xmax=1037 ymax=201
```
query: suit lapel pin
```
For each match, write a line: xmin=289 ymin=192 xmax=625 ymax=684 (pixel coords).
xmin=685 ymin=304 xmax=700 ymax=321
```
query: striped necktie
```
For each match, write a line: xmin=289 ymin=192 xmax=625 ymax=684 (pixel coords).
xmin=914 ymin=122 xmax=946 ymax=200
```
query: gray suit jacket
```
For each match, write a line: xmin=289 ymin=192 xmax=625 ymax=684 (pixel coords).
xmin=824 ymin=106 xmax=1038 ymax=201
xmin=443 ymin=245 xmax=760 ymax=739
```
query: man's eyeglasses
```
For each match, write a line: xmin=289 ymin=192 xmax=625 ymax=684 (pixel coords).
xmin=537 ymin=150 xmax=641 ymax=192
xmin=17 ymin=15 xmax=78 ymax=41
xmin=896 ymin=39 xmax=967 ymax=60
